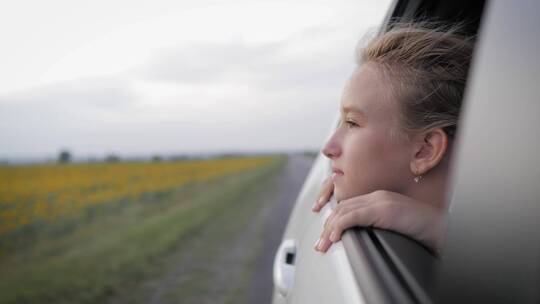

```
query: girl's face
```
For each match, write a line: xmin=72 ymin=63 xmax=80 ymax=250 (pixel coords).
xmin=322 ymin=63 xmax=414 ymax=201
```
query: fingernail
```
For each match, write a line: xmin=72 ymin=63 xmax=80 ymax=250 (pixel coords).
xmin=314 ymin=238 xmax=321 ymax=250
xmin=318 ymin=238 xmax=330 ymax=252
xmin=318 ymin=197 xmax=324 ymax=205
xmin=330 ymin=231 xmax=338 ymax=242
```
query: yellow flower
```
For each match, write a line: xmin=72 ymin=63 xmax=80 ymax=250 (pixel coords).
xmin=0 ymin=157 xmax=273 ymax=235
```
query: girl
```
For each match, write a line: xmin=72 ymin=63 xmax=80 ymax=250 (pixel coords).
xmin=312 ymin=22 xmax=474 ymax=254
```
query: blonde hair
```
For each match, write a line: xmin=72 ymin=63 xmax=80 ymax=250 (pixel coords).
xmin=357 ymin=22 xmax=475 ymax=139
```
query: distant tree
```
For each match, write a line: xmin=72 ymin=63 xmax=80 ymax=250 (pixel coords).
xmin=170 ymin=155 xmax=189 ymax=161
xmin=58 ymin=150 xmax=72 ymax=164
xmin=152 ymin=155 xmax=162 ymax=162
xmin=105 ymin=154 xmax=120 ymax=163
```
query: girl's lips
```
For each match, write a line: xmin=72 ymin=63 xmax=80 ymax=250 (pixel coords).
xmin=332 ymin=167 xmax=344 ymax=175
xmin=331 ymin=172 xmax=342 ymax=180
xmin=331 ymin=167 xmax=344 ymax=180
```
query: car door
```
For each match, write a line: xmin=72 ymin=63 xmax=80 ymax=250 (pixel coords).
xmin=272 ymin=129 xmax=365 ymax=303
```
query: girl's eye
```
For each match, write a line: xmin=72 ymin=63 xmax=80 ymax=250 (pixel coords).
xmin=345 ymin=120 xmax=359 ymax=128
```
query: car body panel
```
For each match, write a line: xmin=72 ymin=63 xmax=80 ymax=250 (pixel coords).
xmin=434 ymin=0 xmax=540 ymax=302
xmin=272 ymin=116 xmax=368 ymax=303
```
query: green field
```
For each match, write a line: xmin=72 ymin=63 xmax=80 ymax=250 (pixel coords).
xmin=0 ymin=156 xmax=285 ymax=304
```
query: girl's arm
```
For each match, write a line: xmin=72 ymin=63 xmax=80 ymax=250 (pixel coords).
xmin=312 ymin=178 xmax=446 ymax=254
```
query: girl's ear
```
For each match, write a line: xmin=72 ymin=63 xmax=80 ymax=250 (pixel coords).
xmin=410 ymin=128 xmax=449 ymax=176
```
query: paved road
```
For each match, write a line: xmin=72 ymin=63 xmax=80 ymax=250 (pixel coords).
xmin=246 ymin=154 xmax=315 ymax=303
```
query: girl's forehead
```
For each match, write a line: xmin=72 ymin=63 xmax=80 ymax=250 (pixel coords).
xmin=341 ymin=64 xmax=396 ymax=116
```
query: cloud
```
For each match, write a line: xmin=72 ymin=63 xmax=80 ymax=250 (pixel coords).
xmin=139 ymin=40 xmax=280 ymax=84
xmin=138 ymin=24 xmax=355 ymax=92
xmin=0 ymin=77 xmax=139 ymax=158
xmin=0 ymin=23 xmax=358 ymax=159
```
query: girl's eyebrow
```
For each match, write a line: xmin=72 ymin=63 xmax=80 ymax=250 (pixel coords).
xmin=341 ymin=105 xmax=366 ymax=116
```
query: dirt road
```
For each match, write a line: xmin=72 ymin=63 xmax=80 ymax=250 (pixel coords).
xmin=246 ymin=154 xmax=315 ymax=303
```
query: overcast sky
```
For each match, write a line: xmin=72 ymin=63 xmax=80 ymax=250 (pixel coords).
xmin=0 ymin=0 xmax=391 ymax=161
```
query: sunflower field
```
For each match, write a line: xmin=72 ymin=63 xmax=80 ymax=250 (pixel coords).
xmin=0 ymin=156 xmax=273 ymax=239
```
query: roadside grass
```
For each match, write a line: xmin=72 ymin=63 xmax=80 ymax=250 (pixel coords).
xmin=0 ymin=156 xmax=285 ymax=304
xmin=152 ymin=163 xmax=281 ymax=304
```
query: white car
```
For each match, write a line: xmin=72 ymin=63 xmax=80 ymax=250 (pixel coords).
xmin=272 ymin=0 xmax=540 ymax=303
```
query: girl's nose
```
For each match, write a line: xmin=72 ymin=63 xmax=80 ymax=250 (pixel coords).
xmin=322 ymin=132 xmax=342 ymax=159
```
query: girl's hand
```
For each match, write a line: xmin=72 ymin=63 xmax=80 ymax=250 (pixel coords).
xmin=313 ymin=190 xmax=446 ymax=254
xmin=312 ymin=177 xmax=334 ymax=212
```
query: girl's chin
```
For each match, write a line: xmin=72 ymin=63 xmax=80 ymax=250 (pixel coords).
xmin=333 ymin=186 xmax=368 ymax=202
xmin=333 ymin=187 xmax=344 ymax=202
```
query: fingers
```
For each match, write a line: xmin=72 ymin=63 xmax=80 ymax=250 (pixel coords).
xmin=316 ymin=199 xmax=376 ymax=253
xmin=315 ymin=209 xmax=372 ymax=253
xmin=330 ymin=209 xmax=375 ymax=241
xmin=312 ymin=177 xmax=334 ymax=212
xmin=314 ymin=224 xmax=333 ymax=252
xmin=316 ymin=189 xmax=448 ymax=253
